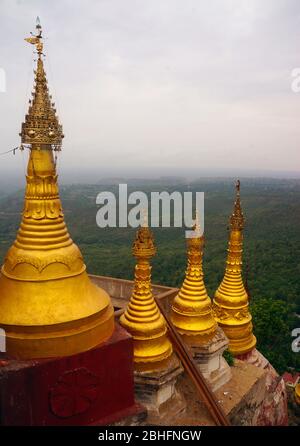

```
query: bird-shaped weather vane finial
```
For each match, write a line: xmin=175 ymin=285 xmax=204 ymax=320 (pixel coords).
xmin=25 ymin=17 xmax=43 ymax=56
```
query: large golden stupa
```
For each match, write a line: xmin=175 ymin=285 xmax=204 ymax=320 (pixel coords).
xmin=0 ymin=20 xmax=114 ymax=359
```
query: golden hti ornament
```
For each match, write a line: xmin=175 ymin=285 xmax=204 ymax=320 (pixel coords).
xmin=171 ymin=218 xmax=217 ymax=344
xmin=212 ymin=181 xmax=256 ymax=356
xmin=0 ymin=19 xmax=114 ymax=359
xmin=120 ymin=223 xmax=172 ymax=371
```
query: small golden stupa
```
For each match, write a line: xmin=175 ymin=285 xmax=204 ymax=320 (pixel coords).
xmin=0 ymin=20 xmax=114 ymax=359
xmin=171 ymin=217 xmax=217 ymax=344
xmin=120 ymin=221 xmax=173 ymax=371
xmin=212 ymin=181 xmax=256 ymax=356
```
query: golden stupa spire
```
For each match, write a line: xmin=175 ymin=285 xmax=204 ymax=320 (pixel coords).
xmin=120 ymin=220 xmax=173 ymax=371
xmin=212 ymin=181 xmax=256 ymax=356
xmin=171 ymin=214 xmax=217 ymax=344
xmin=21 ymin=18 xmax=63 ymax=149
xmin=0 ymin=19 xmax=114 ymax=359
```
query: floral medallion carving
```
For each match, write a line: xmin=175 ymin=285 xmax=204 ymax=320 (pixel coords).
xmin=49 ymin=367 xmax=100 ymax=418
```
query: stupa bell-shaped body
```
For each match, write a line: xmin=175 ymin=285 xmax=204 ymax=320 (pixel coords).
xmin=0 ymin=22 xmax=114 ymax=359
xmin=120 ymin=224 xmax=172 ymax=370
xmin=212 ymin=181 xmax=256 ymax=356
xmin=171 ymin=222 xmax=217 ymax=344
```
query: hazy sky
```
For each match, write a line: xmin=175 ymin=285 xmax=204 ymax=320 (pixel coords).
xmin=0 ymin=0 xmax=300 ymax=177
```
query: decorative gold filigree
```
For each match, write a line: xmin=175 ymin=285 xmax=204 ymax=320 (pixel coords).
xmin=20 ymin=22 xmax=64 ymax=147
xmin=6 ymin=253 xmax=83 ymax=273
xmin=230 ymin=180 xmax=245 ymax=231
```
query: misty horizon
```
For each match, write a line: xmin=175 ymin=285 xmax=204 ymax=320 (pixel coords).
xmin=1 ymin=162 xmax=300 ymax=195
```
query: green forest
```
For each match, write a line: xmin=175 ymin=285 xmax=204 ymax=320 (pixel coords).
xmin=0 ymin=177 xmax=299 ymax=374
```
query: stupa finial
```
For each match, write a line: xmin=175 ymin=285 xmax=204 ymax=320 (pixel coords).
xmin=21 ymin=18 xmax=64 ymax=149
xmin=24 ymin=16 xmax=43 ymax=56
xmin=230 ymin=179 xmax=245 ymax=231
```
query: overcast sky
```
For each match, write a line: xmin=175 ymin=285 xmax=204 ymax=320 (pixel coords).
xmin=0 ymin=0 xmax=300 ymax=178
